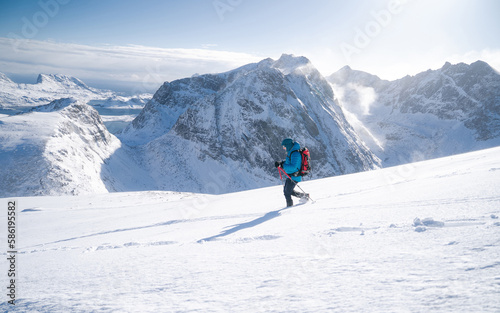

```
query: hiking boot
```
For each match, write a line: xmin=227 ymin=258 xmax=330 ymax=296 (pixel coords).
xmin=297 ymin=193 xmax=309 ymax=199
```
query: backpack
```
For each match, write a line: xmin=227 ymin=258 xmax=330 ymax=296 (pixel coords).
xmin=292 ymin=147 xmax=311 ymax=176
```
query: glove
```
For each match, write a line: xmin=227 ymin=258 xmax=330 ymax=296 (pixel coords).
xmin=275 ymin=161 xmax=283 ymax=168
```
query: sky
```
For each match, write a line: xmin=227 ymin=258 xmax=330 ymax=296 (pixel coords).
xmin=0 ymin=0 xmax=499 ymax=94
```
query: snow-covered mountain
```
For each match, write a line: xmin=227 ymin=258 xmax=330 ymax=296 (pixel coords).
xmin=0 ymin=73 xmax=108 ymax=108
xmin=3 ymin=58 xmax=499 ymax=197
xmin=35 ymin=73 xmax=97 ymax=92
xmin=0 ymin=72 xmax=15 ymax=84
xmin=329 ymin=61 xmax=500 ymax=166
xmin=3 ymin=146 xmax=499 ymax=312
xmin=1 ymin=56 xmax=380 ymax=197
xmin=0 ymin=72 xmax=150 ymax=112
xmin=0 ymin=98 xmax=152 ymax=197
xmin=121 ymin=54 xmax=380 ymax=193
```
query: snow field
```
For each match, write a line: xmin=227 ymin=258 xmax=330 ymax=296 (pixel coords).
xmin=1 ymin=147 xmax=499 ymax=312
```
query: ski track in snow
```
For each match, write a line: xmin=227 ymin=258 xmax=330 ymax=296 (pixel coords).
xmin=1 ymin=147 xmax=500 ymax=312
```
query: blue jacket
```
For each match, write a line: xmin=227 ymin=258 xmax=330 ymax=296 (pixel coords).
xmin=283 ymin=142 xmax=302 ymax=182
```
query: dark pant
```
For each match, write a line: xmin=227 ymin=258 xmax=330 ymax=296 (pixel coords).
xmin=284 ymin=178 xmax=303 ymax=206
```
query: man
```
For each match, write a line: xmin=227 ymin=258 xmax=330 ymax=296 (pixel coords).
xmin=275 ymin=138 xmax=309 ymax=207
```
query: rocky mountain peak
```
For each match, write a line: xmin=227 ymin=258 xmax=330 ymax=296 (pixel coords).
xmin=31 ymin=97 xmax=78 ymax=112
xmin=36 ymin=73 xmax=93 ymax=91
xmin=441 ymin=61 xmax=452 ymax=70
xmin=439 ymin=60 xmax=497 ymax=78
xmin=468 ymin=60 xmax=497 ymax=76
xmin=329 ymin=65 xmax=384 ymax=87
xmin=0 ymin=72 xmax=14 ymax=84
xmin=271 ymin=54 xmax=311 ymax=75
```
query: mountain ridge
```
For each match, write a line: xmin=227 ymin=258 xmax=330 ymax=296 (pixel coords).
xmin=328 ymin=59 xmax=500 ymax=166
xmin=35 ymin=73 xmax=96 ymax=92
xmin=0 ymin=72 xmax=151 ymax=110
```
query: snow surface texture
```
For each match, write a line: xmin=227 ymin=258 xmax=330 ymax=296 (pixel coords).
xmin=1 ymin=147 xmax=499 ymax=312
xmin=329 ymin=61 xmax=500 ymax=167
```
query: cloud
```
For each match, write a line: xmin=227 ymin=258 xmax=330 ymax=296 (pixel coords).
xmin=0 ymin=37 xmax=263 ymax=93
xmin=331 ymin=82 xmax=377 ymax=116
xmin=201 ymin=44 xmax=219 ymax=49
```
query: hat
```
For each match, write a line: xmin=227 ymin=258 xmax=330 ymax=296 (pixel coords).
xmin=281 ymin=138 xmax=294 ymax=151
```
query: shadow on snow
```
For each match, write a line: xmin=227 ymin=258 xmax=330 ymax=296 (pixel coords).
xmin=198 ymin=207 xmax=291 ymax=243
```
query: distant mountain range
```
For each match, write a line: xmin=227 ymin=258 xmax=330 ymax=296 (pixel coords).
xmin=0 ymin=73 xmax=151 ymax=112
xmin=0 ymin=56 xmax=499 ymax=196
xmin=328 ymin=60 xmax=500 ymax=166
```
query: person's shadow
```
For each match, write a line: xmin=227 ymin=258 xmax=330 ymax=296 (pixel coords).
xmin=198 ymin=207 xmax=291 ymax=242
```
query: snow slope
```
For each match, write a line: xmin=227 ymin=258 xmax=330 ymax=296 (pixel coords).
xmin=1 ymin=146 xmax=499 ymax=312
